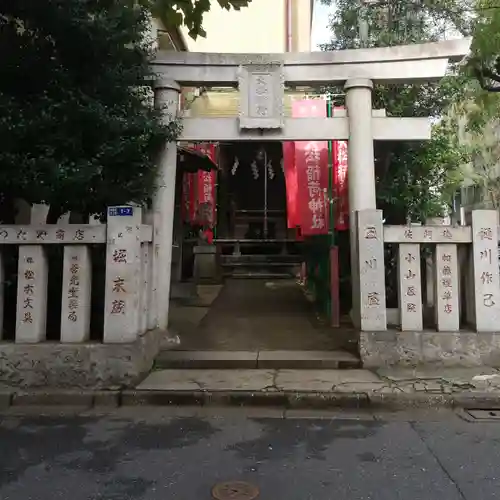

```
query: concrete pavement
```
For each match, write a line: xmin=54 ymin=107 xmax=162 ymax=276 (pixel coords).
xmin=0 ymin=407 xmax=499 ymax=499
xmin=140 ymin=366 xmax=500 ymax=393
xmin=129 ymin=366 xmax=500 ymax=409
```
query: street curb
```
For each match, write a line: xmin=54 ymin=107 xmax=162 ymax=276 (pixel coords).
xmin=120 ymin=390 xmax=500 ymax=410
xmin=11 ymin=390 xmax=95 ymax=408
xmin=449 ymin=392 xmax=500 ymax=409
xmin=121 ymin=391 xmax=372 ymax=409
xmin=287 ymin=392 xmax=370 ymax=409
xmin=93 ymin=391 xmax=121 ymax=408
xmin=368 ymin=392 xmax=455 ymax=410
xmin=1 ymin=389 xmax=500 ymax=410
xmin=0 ymin=391 xmax=13 ymax=409
xmin=368 ymin=391 xmax=500 ymax=410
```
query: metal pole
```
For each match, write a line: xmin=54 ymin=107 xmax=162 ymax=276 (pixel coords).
xmin=327 ymin=96 xmax=340 ymax=327
xmin=263 ymin=148 xmax=268 ymax=239
xmin=327 ymin=98 xmax=335 ymax=246
xmin=213 ymin=143 xmax=219 ymax=240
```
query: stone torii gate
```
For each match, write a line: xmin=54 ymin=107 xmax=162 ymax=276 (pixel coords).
xmin=151 ymin=39 xmax=471 ymax=330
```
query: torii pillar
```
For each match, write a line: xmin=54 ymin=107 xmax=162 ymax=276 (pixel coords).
xmin=153 ymin=78 xmax=180 ymax=330
xmin=344 ymin=78 xmax=377 ymax=329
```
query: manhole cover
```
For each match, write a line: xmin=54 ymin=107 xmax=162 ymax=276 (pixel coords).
xmin=212 ymin=481 xmax=259 ymax=500
xmin=466 ymin=409 xmax=500 ymax=421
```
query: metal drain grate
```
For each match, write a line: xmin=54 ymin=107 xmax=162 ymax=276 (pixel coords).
xmin=212 ymin=481 xmax=259 ymax=500
xmin=466 ymin=409 xmax=500 ymax=421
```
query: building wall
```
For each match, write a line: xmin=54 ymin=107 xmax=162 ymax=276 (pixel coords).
xmin=182 ymin=0 xmax=312 ymax=53
xmin=185 ymin=90 xmax=327 ymax=118
xmin=291 ymin=0 xmax=313 ymax=52
xmin=180 ymin=0 xmax=314 ymax=117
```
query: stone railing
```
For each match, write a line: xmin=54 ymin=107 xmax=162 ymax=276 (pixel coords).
xmin=0 ymin=206 xmax=155 ymax=344
xmin=356 ymin=209 xmax=500 ymax=367
xmin=0 ymin=206 xmax=163 ymax=388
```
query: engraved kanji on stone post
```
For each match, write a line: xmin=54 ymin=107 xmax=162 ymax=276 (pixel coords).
xmin=356 ymin=210 xmax=387 ymax=331
xmin=61 ymin=245 xmax=92 ymax=343
xmin=471 ymin=210 xmax=500 ymax=332
xmin=103 ymin=206 xmax=142 ymax=343
xmin=435 ymin=243 xmax=459 ymax=331
xmin=15 ymin=245 xmax=48 ymax=342
xmin=398 ymin=242 xmax=423 ymax=331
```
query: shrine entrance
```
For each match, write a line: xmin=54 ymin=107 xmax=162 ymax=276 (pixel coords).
xmin=170 ymin=133 xmax=348 ymax=356
xmin=151 ymin=39 xmax=469 ymax=340
xmin=214 ymin=141 xmax=303 ymax=279
xmin=219 ymin=141 xmax=287 ymax=242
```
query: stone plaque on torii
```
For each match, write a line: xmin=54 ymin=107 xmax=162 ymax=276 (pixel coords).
xmin=237 ymin=63 xmax=285 ymax=130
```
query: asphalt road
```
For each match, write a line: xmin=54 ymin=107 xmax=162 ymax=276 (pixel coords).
xmin=1 ymin=407 xmax=499 ymax=500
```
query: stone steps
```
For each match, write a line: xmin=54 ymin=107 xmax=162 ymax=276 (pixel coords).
xmin=155 ymin=350 xmax=361 ymax=370
xmin=221 ymin=254 xmax=302 ymax=264
xmin=221 ymin=253 xmax=301 ymax=278
xmin=227 ymin=271 xmax=295 ymax=279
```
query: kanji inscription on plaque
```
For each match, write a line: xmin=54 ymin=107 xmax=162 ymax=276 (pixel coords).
xmin=238 ymin=63 xmax=284 ymax=130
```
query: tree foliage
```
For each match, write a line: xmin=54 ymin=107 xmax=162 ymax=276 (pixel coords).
xmin=323 ymin=0 xmax=472 ymax=50
xmin=320 ymin=0 xmax=469 ymax=223
xmin=466 ymin=0 xmax=500 ymax=92
xmin=0 ymin=0 xmax=251 ymax=222
xmin=449 ymin=79 xmax=500 ymax=208
xmin=0 ymin=0 xmax=176 ymax=220
xmin=427 ymin=0 xmax=500 ymax=205
xmin=146 ymin=0 xmax=251 ymax=39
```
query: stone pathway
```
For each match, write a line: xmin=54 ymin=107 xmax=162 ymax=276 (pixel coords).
xmin=168 ymin=279 xmax=356 ymax=352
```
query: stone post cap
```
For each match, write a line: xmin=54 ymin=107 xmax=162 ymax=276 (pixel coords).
xmin=344 ymin=78 xmax=374 ymax=91
xmin=154 ymin=77 xmax=180 ymax=92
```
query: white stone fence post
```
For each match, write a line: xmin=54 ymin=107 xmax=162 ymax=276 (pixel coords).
xmin=377 ymin=209 xmax=500 ymax=333
xmin=0 ymin=206 xmax=155 ymax=344
xmin=355 ymin=210 xmax=387 ymax=331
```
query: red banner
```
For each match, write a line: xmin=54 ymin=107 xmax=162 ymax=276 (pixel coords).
xmin=181 ymin=143 xmax=218 ymax=227
xmin=333 ymin=138 xmax=349 ymax=231
xmin=293 ymin=100 xmax=329 ymax=236
xmin=194 ymin=143 xmax=217 ymax=227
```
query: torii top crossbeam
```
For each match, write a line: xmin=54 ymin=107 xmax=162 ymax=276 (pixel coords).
xmin=152 ymin=38 xmax=472 ymax=86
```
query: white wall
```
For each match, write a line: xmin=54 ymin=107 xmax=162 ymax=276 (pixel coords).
xmin=182 ymin=0 xmax=287 ymax=53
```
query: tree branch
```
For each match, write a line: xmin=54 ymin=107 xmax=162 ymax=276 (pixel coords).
xmin=473 ymin=66 xmax=500 ymax=92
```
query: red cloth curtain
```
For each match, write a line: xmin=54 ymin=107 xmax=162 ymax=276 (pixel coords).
xmin=333 ymin=137 xmax=349 ymax=231
xmin=292 ymin=100 xmax=329 ymax=236
xmin=181 ymin=144 xmax=218 ymax=228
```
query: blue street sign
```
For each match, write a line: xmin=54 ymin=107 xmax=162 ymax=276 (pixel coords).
xmin=108 ymin=206 xmax=134 ymax=217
